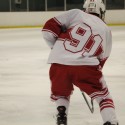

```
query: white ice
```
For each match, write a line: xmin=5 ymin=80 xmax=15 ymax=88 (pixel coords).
xmin=0 ymin=26 xmax=125 ymax=125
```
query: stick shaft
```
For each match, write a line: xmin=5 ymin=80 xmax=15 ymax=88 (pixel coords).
xmin=81 ymin=91 xmax=94 ymax=113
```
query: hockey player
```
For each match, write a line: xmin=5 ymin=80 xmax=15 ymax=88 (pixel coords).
xmin=42 ymin=0 xmax=119 ymax=125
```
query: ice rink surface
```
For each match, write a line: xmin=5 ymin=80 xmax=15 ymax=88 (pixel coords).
xmin=0 ymin=26 xmax=125 ymax=125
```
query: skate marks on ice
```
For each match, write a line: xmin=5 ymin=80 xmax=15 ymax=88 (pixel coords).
xmin=0 ymin=28 xmax=50 ymax=125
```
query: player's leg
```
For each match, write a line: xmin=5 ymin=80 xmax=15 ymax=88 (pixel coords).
xmin=49 ymin=64 xmax=73 ymax=125
xmin=78 ymin=87 xmax=118 ymax=125
xmin=56 ymin=98 xmax=69 ymax=125
xmin=94 ymin=88 xmax=118 ymax=125
xmin=51 ymin=95 xmax=70 ymax=125
xmin=88 ymin=75 xmax=119 ymax=125
xmin=73 ymin=66 xmax=118 ymax=125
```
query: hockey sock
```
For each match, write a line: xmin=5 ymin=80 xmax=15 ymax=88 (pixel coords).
xmin=99 ymin=99 xmax=118 ymax=124
xmin=56 ymin=98 xmax=69 ymax=115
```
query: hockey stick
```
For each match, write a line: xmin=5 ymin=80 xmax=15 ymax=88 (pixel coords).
xmin=81 ymin=91 xmax=94 ymax=113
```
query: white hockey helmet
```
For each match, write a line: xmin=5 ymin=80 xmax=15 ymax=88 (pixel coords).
xmin=83 ymin=0 xmax=106 ymax=20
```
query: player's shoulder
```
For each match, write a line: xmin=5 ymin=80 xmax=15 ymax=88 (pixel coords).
xmin=102 ymin=22 xmax=111 ymax=32
xmin=101 ymin=22 xmax=111 ymax=34
xmin=91 ymin=14 xmax=110 ymax=31
xmin=67 ymin=9 xmax=85 ymax=15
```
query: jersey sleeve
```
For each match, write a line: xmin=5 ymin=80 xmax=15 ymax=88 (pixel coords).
xmin=42 ymin=9 xmax=81 ymax=48
xmin=42 ymin=18 xmax=61 ymax=49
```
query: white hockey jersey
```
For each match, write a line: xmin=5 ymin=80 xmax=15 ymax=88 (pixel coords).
xmin=42 ymin=9 xmax=112 ymax=66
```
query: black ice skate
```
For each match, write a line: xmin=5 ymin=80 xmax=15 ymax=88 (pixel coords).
xmin=103 ymin=121 xmax=119 ymax=125
xmin=57 ymin=106 xmax=67 ymax=125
